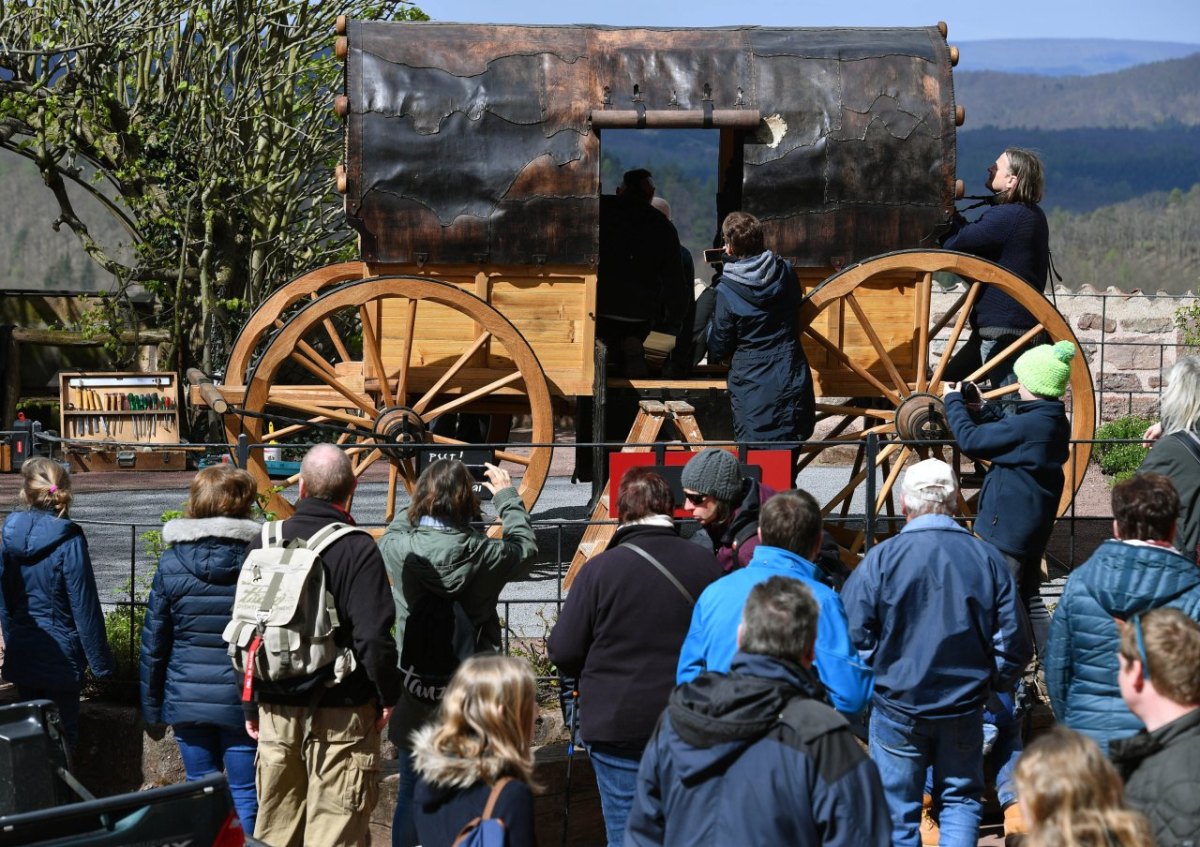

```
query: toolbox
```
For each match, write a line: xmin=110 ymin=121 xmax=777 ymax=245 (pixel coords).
xmin=58 ymin=372 xmax=187 ymax=472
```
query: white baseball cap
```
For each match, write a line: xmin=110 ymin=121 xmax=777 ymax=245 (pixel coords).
xmin=901 ymin=459 xmax=958 ymax=502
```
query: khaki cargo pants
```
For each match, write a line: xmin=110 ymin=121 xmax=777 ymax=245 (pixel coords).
xmin=254 ymin=702 xmax=381 ymax=847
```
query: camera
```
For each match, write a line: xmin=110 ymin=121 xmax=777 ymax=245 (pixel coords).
xmin=703 ymin=247 xmax=726 ymax=264
xmin=961 ymin=381 xmax=982 ymax=405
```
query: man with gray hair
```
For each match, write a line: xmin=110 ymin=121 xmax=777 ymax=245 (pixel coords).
xmin=626 ymin=576 xmax=891 ymax=846
xmin=244 ymin=443 xmax=403 ymax=847
xmin=841 ymin=459 xmax=1031 ymax=847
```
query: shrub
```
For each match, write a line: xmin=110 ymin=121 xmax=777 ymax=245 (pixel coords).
xmin=1175 ymin=301 xmax=1200 ymax=348
xmin=1094 ymin=416 xmax=1155 ymax=485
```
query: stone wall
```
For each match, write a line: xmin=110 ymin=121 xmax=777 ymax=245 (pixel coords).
xmin=929 ymin=288 xmax=1193 ymax=423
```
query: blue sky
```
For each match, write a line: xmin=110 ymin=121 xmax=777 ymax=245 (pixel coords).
xmin=414 ymin=0 xmax=1200 ymax=44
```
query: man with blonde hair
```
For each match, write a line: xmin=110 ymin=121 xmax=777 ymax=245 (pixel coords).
xmin=842 ymin=459 xmax=1031 ymax=847
xmin=1112 ymin=608 xmax=1200 ymax=847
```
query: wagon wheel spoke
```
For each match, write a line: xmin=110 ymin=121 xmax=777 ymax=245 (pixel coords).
xmin=845 ymin=292 xmax=912 ymax=397
xmin=820 ymin=441 xmax=905 ymax=517
xmin=928 ymin=281 xmax=983 ymax=387
xmin=411 ymin=330 xmax=492 ymax=415
xmin=814 ymin=403 xmax=896 ymax=421
xmin=392 ymin=298 xmax=419 ymax=404
xmin=386 ymin=464 xmax=400 ymax=523
xmin=795 ymin=413 xmax=862 ymax=475
xmin=915 ymin=273 xmax=934 ymax=392
xmin=874 ymin=445 xmax=912 ymax=515
xmin=263 ymin=396 xmax=374 ymax=430
xmin=420 ymin=372 xmax=524 ymax=421
xmin=803 ymin=325 xmax=901 ymax=404
xmin=286 ymin=350 xmax=377 ymax=418
xmin=359 ymin=304 xmax=396 ymax=407
xmin=352 ymin=447 xmax=383 ymax=477
xmin=268 ymin=415 xmax=333 ymax=441
xmin=966 ymin=324 xmax=1045 ymax=386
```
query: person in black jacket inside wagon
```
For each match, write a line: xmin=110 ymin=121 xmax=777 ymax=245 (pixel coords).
xmin=548 ymin=467 xmax=723 ymax=847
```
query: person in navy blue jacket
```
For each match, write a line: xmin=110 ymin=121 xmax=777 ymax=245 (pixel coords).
xmin=707 ymin=211 xmax=815 ymax=444
xmin=842 ymin=459 xmax=1031 ymax=847
xmin=626 ymin=576 xmax=891 ymax=847
xmin=0 ymin=458 xmax=113 ymax=750
xmin=676 ymin=488 xmax=872 ymax=718
xmin=139 ymin=464 xmax=261 ymax=833
xmin=941 ymin=147 xmax=1050 ymax=395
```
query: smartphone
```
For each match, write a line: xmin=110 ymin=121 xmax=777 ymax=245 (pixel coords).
xmin=703 ymin=247 xmax=726 ymax=264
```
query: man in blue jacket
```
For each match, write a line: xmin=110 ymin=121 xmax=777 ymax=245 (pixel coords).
xmin=626 ymin=576 xmax=891 ymax=847
xmin=676 ymin=488 xmax=872 ymax=717
xmin=842 ymin=459 xmax=1032 ymax=847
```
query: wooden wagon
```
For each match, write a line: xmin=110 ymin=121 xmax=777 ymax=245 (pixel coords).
xmin=192 ymin=19 xmax=1094 ymax=553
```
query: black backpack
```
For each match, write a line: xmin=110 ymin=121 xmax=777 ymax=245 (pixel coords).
xmin=399 ymin=593 xmax=481 ymax=704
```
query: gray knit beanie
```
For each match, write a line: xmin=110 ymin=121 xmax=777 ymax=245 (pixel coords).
xmin=681 ymin=448 xmax=743 ymax=502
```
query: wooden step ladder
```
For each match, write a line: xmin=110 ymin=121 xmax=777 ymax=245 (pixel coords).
xmin=563 ymin=400 xmax=709 ymax=590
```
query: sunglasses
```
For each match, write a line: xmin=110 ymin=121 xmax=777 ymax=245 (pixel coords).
xmin=683 ymin=490 xmax=710 ymax=505
xmin=1132 ymin=612 xmax=1152 ymax=681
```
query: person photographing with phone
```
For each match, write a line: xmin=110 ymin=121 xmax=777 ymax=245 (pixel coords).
xmin=379 ymin=458 xmax=539 ymax=847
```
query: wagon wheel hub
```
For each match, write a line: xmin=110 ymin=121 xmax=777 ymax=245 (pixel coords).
xmin=374 ymin=405 xmax=428 ymax=462
xmin=893 ymin=392 xmax=950 ymax=442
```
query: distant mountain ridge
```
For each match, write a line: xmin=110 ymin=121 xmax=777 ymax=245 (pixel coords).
xmin=954 ymin=52 xmax=1200 ymax=129
xmin=954 ymin=38 xmax=1200 ymax=76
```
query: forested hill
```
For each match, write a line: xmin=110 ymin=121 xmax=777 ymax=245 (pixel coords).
xmin=954 ymin=52 xmax=1200 ymax=129
xmin=953 ymin=38 xmax=1200 ymax=76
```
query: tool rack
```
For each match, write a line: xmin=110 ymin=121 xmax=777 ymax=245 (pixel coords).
xmin=59 ymin=372 xmax=188 ymax=471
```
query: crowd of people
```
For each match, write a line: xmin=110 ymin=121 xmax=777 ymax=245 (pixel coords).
xmin=3 ymin=147 xmax=1200 ymax=847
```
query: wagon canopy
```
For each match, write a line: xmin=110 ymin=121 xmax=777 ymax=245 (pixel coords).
xmin=342 ymin=22 xmax=958 ymax=268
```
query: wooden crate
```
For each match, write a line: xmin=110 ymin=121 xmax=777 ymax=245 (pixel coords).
xmin=67 ymin=448 xmax=188 ymax=473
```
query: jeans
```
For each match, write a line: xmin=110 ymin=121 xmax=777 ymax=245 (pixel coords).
xmin=983 ymin=693 xmax=1022 ymax=810
xmin=588 ymin=746 xmax=643 ymax=847
xmin=174 ymin=723 xmax=258 ymax=835
xmin=18 ymin=686 xmax=80 ymax=751
xmin=870 ymin=706 xmax=984 ymax=847
xmin=392 ymin=749 xmax=418 ymax=847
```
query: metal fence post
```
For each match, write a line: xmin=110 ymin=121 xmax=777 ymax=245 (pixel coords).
xmin=864 ymin=432 xmax=878 ymax=551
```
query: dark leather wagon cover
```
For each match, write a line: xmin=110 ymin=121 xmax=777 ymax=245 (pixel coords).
xmin=343 ymin=22 xmax=957 ymax=267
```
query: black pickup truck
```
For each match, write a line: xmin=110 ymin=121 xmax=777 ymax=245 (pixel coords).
xmin=0 ymin=700 xmax=266 ymax=846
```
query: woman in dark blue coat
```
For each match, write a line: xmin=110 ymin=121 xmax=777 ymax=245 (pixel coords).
xmin=140 ymin=464 xmax=260 ymax=832
xmin=708 ymin=211 xmax=815 ymax=445
xmin=0 ymin=458 xmax=113 ymax=750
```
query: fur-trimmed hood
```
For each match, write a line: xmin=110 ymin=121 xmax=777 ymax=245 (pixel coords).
xmin=410 ymin=723 xmax=492 ymax=790
xmin=162 ymin=516 xmax=261 ymax=544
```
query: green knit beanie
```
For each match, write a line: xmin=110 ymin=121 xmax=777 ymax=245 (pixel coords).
xmin=1013 ymin=341 xmax=1076 ymax=399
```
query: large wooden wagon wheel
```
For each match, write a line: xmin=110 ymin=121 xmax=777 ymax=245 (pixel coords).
xmin=238 ymin=276 xmax=554 ymax=521
xmin=797 ymin=249 xmax=1095 ymax=556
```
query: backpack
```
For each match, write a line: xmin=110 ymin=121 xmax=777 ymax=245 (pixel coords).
xmin=399 ymin=590 xmax=482 ymax=705
xmin=223 ymin=522 xmax=363 ymax=694
xmin=451 ymin=778 xmax=512 ymax=847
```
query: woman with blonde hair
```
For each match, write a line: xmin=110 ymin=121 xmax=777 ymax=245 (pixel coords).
xmin=139 ymin=463 xmax=261 ymax=833
xmin=1014 ymin=725 xmax=1152 ymax=847
xmin=1139 ymin=355 xmax=1200 ymax=560
xmin=411 ymin=654 xmax=539 ymax=846
xmin=0 ymin=457 xmax=113 ymax=749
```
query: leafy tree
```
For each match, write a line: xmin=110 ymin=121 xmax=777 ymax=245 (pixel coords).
xmin=0 ymin=0 xmax=426 ymax=372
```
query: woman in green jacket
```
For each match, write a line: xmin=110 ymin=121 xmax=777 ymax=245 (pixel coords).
xmin=378 ymin=458 xmax=538 ymax=847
